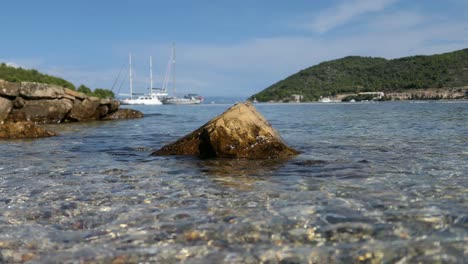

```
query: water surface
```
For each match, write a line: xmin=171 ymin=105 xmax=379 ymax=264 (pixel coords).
xmin=1 ymin=102 xmax=467 ymax=263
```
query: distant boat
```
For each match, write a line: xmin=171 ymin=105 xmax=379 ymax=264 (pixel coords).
xmin=319 ymin=97 xmax=331 ymax=103
xmin=164 ymin=94 xmax=204 ymax=105
xmin=120 ymin=54 xmax=163 ymax=105
xmin=161 ymin=43 xmax=203 ymax=105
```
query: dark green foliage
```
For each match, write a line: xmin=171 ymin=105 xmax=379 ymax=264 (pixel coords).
xmin=0 ymin=63 xmax=75 ymax=90
xmin=77 ymin=84 xmax=93 ymax=95
xmin=93 ymin=88 xmax=115 ymax=99
xmin=251 ymin=49 xmax=468 ymax=102
xmin=77 ymin=85 xmax=115 ymax=99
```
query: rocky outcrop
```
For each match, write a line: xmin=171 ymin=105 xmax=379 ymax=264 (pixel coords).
xmin=20 ymin=82 xmax=65 ymax=99
xmin=7 ymin=99 xmax=73 ymax=123
xmin=152 ymin=102 xmax=299 ymax=159
xmin=0 ymin=79 xmax=143 ymax=138
xmin=0 ymin=122 xmax=56 ymax=139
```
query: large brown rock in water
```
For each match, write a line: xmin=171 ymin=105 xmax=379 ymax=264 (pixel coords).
xmin=0 ymin=122 xmax=56 ymax=139
xmin=152 ymin=102 xmax=299 ymax=159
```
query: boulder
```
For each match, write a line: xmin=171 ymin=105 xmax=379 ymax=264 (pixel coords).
xmin=7 ymin=99 xmax=73 ymax=123
xmin=0 ymin=122 xmax=56 ymax=138
xmin=20 ymin=82 xmax=65 ymax=99
xmin=100 ymin=98 xmax=111 ymax=105
xmin=97 ymin=105 xmax=109 ymax=118
xmin=0 ymin=80 xmax=20 ymax=97
xmin=67 ymin=97 xmax=101 ymax=121
xmin=0 ymin=97 xmax=13 ymax=123
xmin=102 ymin=108 xmax=143 ymax=120
xmin=109 ymin=100 xmax=120 ymax=112
xmin=152 ymin=102 xmax=299 ymax=159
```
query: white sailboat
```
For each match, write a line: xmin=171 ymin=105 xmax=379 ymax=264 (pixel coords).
xmin=162 ymin=43 xmax=203 ymax=105
xmin=120 ymin=53 xmax=163 ymax=105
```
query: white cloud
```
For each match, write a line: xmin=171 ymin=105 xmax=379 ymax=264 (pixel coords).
xmin=366 ymin=10 xmax=428 ymax=31
xmin=307 ymin=0 xmax=398 ymax=33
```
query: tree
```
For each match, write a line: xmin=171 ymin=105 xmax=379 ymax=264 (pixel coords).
xmin=93 ymin=88 xmax=115 ymax=99
xmin=77 ymin=85 xmax=92 ymax=95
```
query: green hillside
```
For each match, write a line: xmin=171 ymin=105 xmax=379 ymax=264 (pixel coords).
xmin=0 ymin=63 xmax=114 ymax=98
xmin=251 ymin=48 xmax=468 ymax=102
xmin=0 ymin=62 xmax=76 ymax=90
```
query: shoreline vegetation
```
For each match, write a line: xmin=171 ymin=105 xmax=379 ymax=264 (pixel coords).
xmin=0 ymin=63 xmax=114 ymax=99
xmin=250 ymin=48 xmax=468 ymax=103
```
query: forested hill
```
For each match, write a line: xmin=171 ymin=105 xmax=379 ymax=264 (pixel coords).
xmin=251 ymin=48 xmax=468 ymax=102
xmin=0 ymin=63 xmax=75 ymax=90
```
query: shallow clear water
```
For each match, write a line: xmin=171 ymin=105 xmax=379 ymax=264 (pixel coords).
xmin=1 ymin=101 xmax=467 ymax=263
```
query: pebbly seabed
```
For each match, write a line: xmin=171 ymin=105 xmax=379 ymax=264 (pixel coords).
xmin=0 ymin=101 xmax=467 ymax=263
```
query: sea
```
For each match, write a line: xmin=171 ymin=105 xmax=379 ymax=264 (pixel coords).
xmin=0 ymin=101 xmax=467 ymax=263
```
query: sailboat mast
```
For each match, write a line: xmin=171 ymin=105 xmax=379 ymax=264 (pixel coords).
xmin=150 ymin=55 xmax=153 ymax=93
xmin=172 ymin=42 xmax=176 ymax=97
xmin=129 ymin=52 xmax=133 ymax=99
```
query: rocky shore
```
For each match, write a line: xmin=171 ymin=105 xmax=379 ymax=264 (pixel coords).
xmin=0 ymin=80 xmax=142 ymax=138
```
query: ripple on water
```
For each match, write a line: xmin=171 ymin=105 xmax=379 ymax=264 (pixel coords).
xmin=0 ymin=102 xmax=467 ymax=262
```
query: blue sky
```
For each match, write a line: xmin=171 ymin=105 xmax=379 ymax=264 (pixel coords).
xmin=1 ymin=0 xmax=467 ymax=97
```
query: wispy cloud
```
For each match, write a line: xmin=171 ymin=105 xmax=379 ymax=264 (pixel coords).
xmin=307 ymin=0 xmax=398 ymax=33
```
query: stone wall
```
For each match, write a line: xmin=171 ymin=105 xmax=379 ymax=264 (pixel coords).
xmin=0 ymin=79 xmax=129 ymax=124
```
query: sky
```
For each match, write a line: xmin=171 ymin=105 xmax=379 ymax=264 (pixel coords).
xmin=1 ymin=0 xmax=467 ymax=97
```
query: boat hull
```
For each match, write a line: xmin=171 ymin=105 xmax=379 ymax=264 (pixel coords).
xmin=120 ymin=97 xmax=162 ymax=105
xmin=163 ymin=98 xmax=202 ymax=105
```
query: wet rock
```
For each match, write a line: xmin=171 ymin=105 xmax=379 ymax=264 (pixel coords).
xmin=152 ymin=102 xmax=299 ymax=159
xmin=20 ymin=82 xmax=65 ymax=99
xmin=0 ymin=121 xmax=56 ymax=138
xmin=102 ymin=108 xmax=144 ymax=120
xmin=0 ymin=80 xmax=20 ymax=97
xmin=7 ymin=99 xmax=73 ymax=123
xmin=293 ymin=160 xmax=329 ymax=166
xmin=0 ymin=97 xmax=13 ymax=123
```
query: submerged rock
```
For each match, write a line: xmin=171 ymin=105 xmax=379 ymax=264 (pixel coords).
xmin=0 ymin=122 xmax=56 ymax=138
xmin=152 ymin=102 xmax=299 ymax=159
xmin=102 ymin=108 xmax=143 ymax=120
